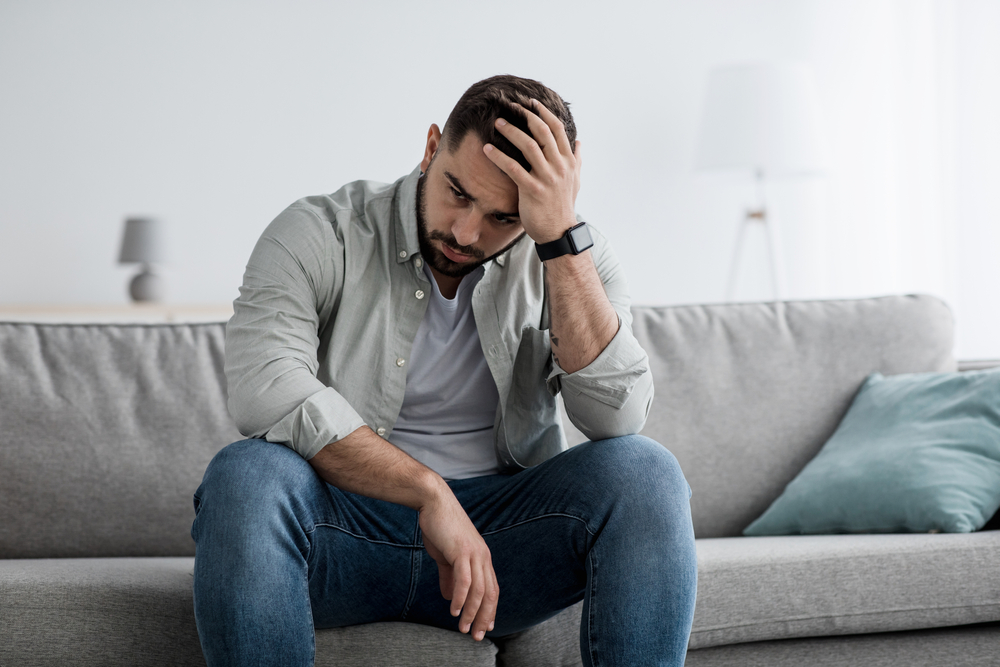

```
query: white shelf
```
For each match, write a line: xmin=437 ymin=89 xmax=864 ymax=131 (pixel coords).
xmin=0 ymin=304 xmax=234 ymax=324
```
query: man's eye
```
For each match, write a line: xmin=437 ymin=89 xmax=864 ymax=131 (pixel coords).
xmin=450 ymin=187 xmax=466 ymax=200
xmin=493 ymin=213 xmax=510 ymax=224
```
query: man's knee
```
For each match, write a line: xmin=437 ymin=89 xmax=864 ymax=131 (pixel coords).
xmin=196 ymin=438 xmax=315 ymax=512
xmin=577 ymin=435 xmax=691 ymax=505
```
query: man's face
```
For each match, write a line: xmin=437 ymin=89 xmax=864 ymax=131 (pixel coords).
xmin=416 ymin=128 xmax=526 ymax=278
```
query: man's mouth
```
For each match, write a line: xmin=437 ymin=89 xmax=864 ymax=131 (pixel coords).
xmin=440 ymin=243 xmax=474 ymax=263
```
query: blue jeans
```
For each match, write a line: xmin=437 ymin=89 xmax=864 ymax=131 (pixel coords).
xmin=191 ymin=435 xmax=697 ymax=666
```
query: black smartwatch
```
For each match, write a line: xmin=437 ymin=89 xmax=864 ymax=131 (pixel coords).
xmin=534 ymin=222 xmax=594 ymax=262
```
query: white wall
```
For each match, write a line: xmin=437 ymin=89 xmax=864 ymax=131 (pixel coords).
xmin=1 ymin=0 xmax=997 ymax=357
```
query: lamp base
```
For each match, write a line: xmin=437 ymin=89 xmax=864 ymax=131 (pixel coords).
xmin=129 ymin=266 xmax=164 ymax=302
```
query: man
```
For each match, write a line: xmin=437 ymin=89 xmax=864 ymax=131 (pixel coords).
xmin=192 ymin=74 xmax=697 ymax=666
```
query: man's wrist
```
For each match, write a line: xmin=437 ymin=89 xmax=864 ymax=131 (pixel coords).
xmin=535 ymin=221 xmax=594 ymax=262
xmin=531 ymin=220 xmax=578 ymax=245
xmin=416 ymin=470 xmax=453 ymax=514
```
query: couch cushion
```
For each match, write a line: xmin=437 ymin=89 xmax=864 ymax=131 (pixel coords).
xmin=315 ymin=622 xmax=497 ymax=667
xmin=744 ymin=368 xmax=1000 ymax=536
xmin=691 ymin=532 xmax=1000 ymax=649
xmin=494 ymin=601 xmax=583 ymax=666
xmin=685 ymin=621 xmax=1000 ymax=667
xmin=0 ymin=558 xmax=497 ymax=667
xmin=561 ymin=295 xmax=956 ymax=538
xmin=472 ymin=597 xmax=1000 ymax=667
xmin=0 ymin=558 xmax=206 ymax=666
xmin=0 ymin=322 xmax=242 ymax=558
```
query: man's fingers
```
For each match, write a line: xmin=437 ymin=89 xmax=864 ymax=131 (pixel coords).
xmin=510 ymin=101 xmax=561 ymax=162
xmin=483 ymin=144 xmax=529 ymax=185
xmin=458 ymin=565 xmax=486 ymax=635
xmin=574 ymin=139 xmax=583 ymax=197
xmin=494 ymin=115 xmax=549 ymax=169
xmin=450 ymin=559 xmax=472 ymax=618
xmin=529 ymin=99 xmax=574 ymax=157
xmin=438 ymin=563 xmax=454 ymax=601
xmin=471 ymin=561 xmax=499 ymax=641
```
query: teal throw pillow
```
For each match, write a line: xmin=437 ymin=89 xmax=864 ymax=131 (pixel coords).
xmin=744 ymin=368 xmax=1000 ymax=535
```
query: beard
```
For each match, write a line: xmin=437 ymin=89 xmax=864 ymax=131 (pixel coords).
xmin=415 ymin=169 xmax=526 ymax=278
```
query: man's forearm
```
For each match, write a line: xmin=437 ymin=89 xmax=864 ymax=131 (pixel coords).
xmin=545 ymin=250 xmax=620 ymax=374
xmin=308 ymin=424 xmax=499 ymax=641
xmin=308 ymin=425 xmax=447 ymax=512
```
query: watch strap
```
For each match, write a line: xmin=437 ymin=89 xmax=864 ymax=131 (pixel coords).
xmin=535 ymin=234 xmax=574 ymax=262
xmin=535 ymin=222 xmax=593 ymax=262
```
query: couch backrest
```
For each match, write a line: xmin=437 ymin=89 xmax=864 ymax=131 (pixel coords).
xmin=0 ymin=322 xmax=240 ymax=558
xmin=0 ymin=295 xmax=957 ymax=557
xmin=561 ymin=294 xmax=956 ymax=538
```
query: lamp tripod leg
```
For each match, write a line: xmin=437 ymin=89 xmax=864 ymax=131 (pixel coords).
xmin=725 ymin=215 xmax=751 ymax=302
xmin=764 ymin=214 xmax=786 ymax=301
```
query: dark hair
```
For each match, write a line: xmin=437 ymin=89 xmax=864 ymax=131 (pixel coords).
xmin=441 ymin=74 xmax=576 ymax=172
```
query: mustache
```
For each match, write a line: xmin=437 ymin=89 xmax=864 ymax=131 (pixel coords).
xmin=427 ymin=230 xmax=485 ymax=260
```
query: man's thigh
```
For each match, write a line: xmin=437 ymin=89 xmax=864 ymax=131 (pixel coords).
xmin=404 ymin=439 xmax=637 ymax=636
xmin=306 ymin=482 xmax=424 ymax=629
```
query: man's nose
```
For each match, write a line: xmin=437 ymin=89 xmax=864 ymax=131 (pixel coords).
xmin=451 ymin=209 xmax=481 ymax=248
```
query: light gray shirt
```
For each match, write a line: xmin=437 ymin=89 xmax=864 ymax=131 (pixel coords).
xmin=225 ymin=166 xmax=653 ymax=468
xmin=389 ymin=263 xmax=499 ymax=480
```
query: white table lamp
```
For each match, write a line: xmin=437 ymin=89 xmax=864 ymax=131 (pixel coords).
xmin=119 ymin=217 xmax=165 ymax=302
xmin=695 ymin=62 xmax=827 ymax=300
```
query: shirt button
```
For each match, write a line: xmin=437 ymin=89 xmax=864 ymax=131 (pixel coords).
xmin=415 ymin=257 xmax=423 ymax=268
xmin=376 ymin=427 xmax=386 ymax=436
xmin=396 ymin=357 xmax=406 ymax=367
xmin=415 ymin=290 xmax=425 ymax=300
xmin=399 ymin=250 xmax=407 ymax=258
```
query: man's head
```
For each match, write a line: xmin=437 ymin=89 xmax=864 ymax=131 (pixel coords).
xmin=441 ymin=74 xmax=576 ymax=173
xmin=416 ymin=75 xmax=576 ymax=279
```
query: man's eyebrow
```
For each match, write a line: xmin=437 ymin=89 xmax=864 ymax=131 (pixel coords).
xmin=444 ymin=171 xmax=520 ymax=219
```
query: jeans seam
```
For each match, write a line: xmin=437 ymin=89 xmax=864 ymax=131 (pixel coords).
xmin=478 ymin=512 xmax=597 ymax=538
xmin=401 ymin=517 xmax=423 ymax=620
xmin=307 ymin=522 xmax=423 ymax=549
xmin=587 ymin=549 xmax=598 ymax=667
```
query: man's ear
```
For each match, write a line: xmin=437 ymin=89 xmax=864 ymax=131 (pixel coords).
xmin=420 ymin=124 xmax=442 ymax=173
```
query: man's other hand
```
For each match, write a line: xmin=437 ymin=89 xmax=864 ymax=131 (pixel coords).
xmin=419 ymin=488 xmax=499 ymax=641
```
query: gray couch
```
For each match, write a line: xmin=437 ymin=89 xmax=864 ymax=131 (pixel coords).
xmin=1 ymin=294 xmax=998 ymax=666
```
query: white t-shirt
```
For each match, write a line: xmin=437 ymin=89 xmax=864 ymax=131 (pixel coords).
xmin=388 ymin=264 xmax=500 ymax=480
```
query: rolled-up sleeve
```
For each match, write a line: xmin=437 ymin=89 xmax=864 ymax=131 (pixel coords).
xmin=546 ymin=227 xmax=654 ymax=441
xmin=225 ymin=206 xmax=366 ymax=460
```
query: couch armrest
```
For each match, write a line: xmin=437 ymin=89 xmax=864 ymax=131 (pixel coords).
xmin=958 ymin=359 xmax=1000 ymax=372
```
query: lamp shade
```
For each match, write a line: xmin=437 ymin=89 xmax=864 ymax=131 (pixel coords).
xmin=695 ymin=62 xmax=827 ymax=176
xmin=118 ymin=217 xmax=165 ymax=264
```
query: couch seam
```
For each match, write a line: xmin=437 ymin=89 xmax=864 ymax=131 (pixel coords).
xmin=692 ymin=602 xmax=1000 ymax=633
xmin=697 ymin=542 xmax=1000 ymax=568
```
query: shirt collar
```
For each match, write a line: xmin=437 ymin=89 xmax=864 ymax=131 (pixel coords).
xmin=393 ymin=165 xmax=422 ymax=264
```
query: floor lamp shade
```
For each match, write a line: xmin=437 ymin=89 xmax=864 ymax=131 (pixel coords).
xmin=695 ymin=62 xmax=827 ymax=176
xmin=695 ymin=63 xmax=827 ymax=302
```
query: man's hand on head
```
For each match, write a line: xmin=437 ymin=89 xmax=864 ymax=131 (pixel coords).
xmin=483 ymin=100 xmax=583 ymax=245
xmin=419 ymin=485 xmax=499 ymax=642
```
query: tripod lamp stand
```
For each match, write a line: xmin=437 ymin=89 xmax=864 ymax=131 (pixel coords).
xmin=695 ymin=62 xmax=827 ymax=301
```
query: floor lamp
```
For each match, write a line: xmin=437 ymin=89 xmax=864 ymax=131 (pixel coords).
xmin=695 ymin=63 xmax=827 ymax=301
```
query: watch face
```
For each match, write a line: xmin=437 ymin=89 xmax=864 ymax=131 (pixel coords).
xmin=568 ymin=224 xmax=594 ymax=253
